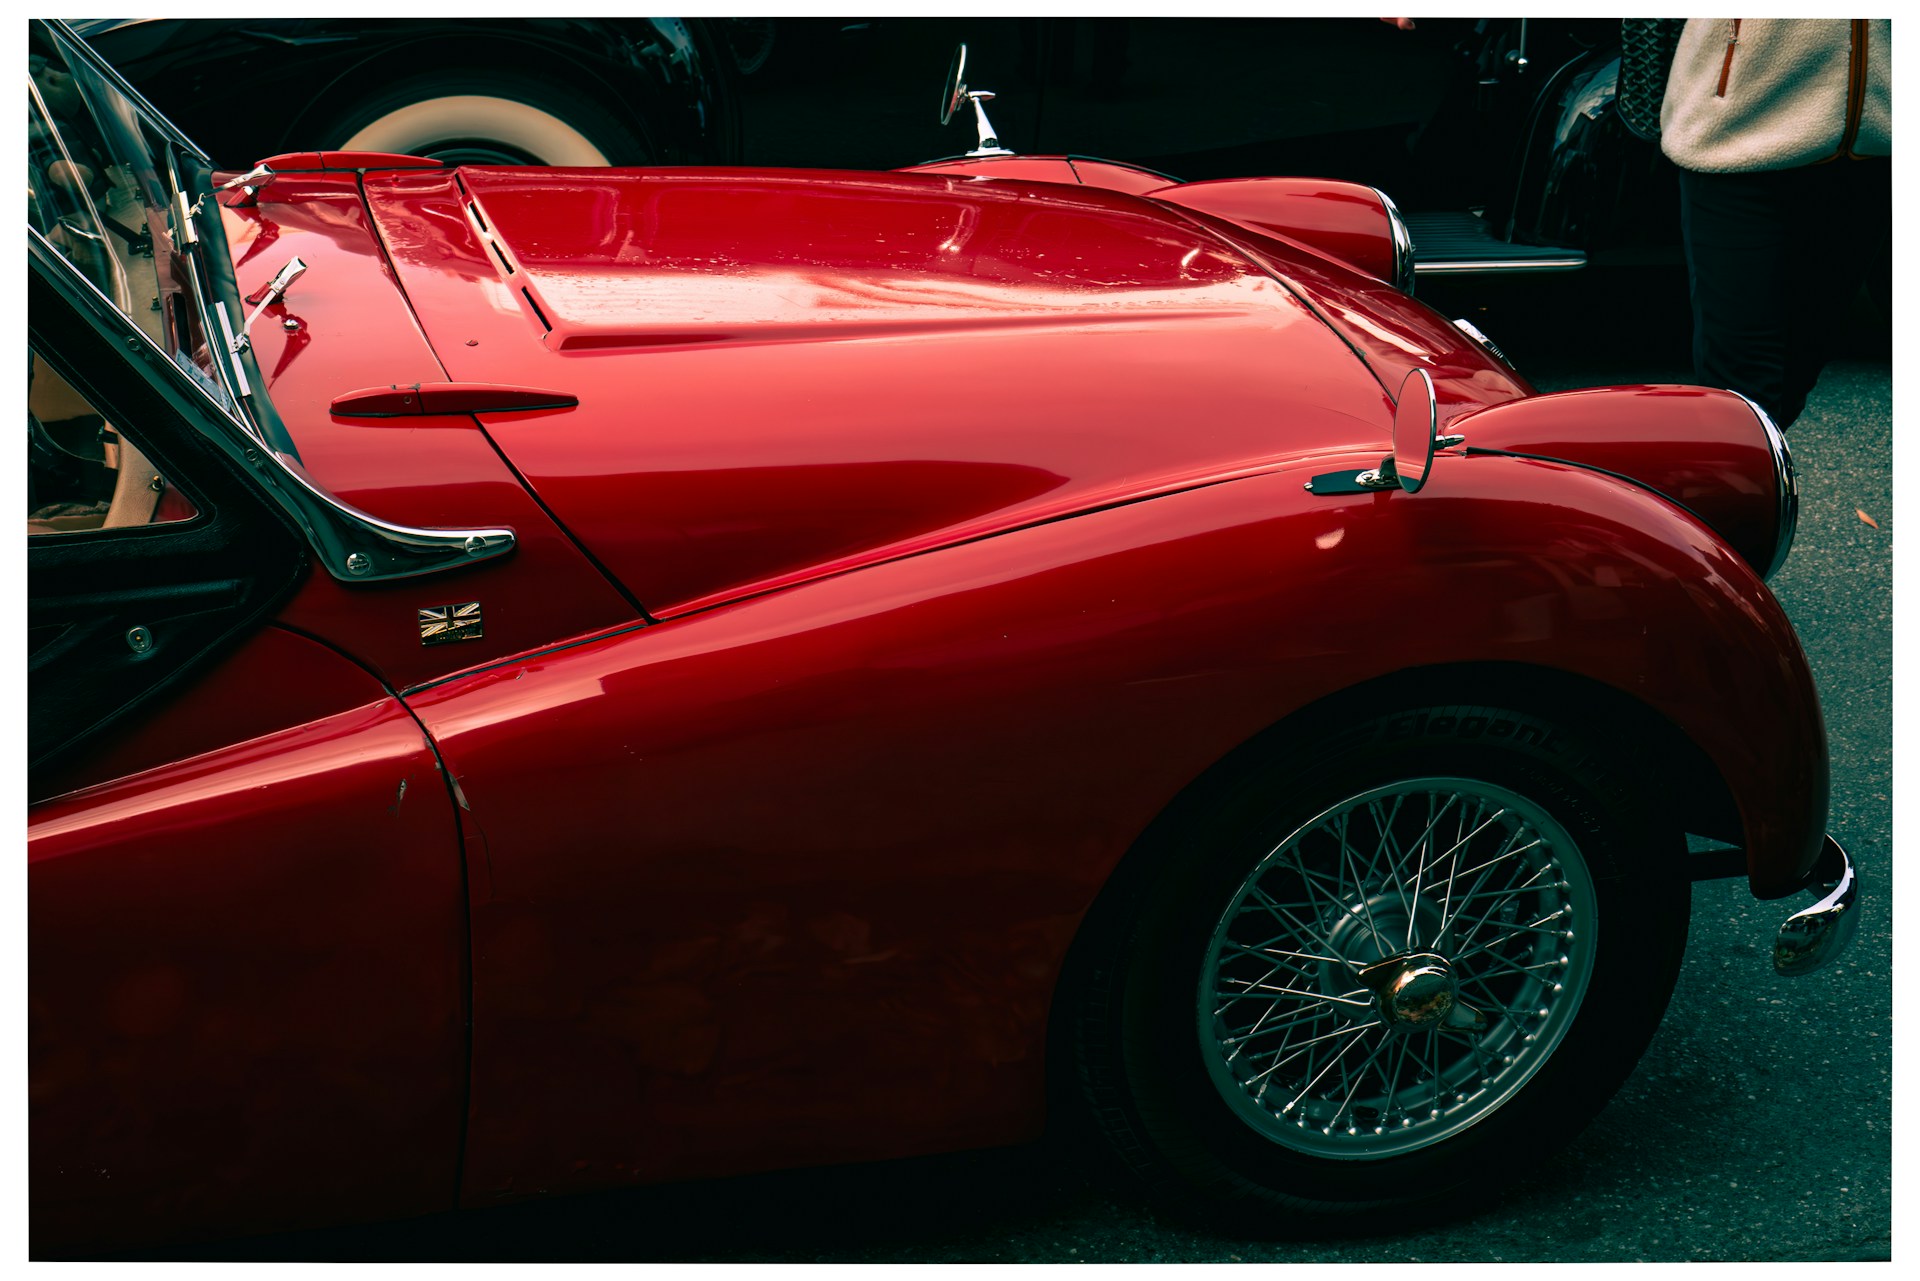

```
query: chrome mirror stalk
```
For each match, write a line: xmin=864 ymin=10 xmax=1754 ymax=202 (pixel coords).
xmin=963 ymin=91 xmax=1014 ymax=158
xmin=938 ymin=43 xmax=1016 ymax=158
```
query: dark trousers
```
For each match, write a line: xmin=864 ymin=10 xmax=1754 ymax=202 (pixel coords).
xmin=1677 ymin=159 xmax=1890 ymax=428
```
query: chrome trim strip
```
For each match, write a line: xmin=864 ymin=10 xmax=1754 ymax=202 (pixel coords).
xmin=1774 ymin=836 xmax=1859 ymax=976
xmin=1371 ymin=187 xmax=1416 ymax=294
xmin=1451 ymin=317 xmax=1513 ymax=369
xmin=1731 ymin=390 xmax=1798 ymax=580
xmin=1414 ymin=256 xmax=1588 ymax=275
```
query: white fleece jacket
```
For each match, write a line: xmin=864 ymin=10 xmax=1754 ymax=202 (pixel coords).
xmin=1661 ymin=18 xmax=1890 ymax=172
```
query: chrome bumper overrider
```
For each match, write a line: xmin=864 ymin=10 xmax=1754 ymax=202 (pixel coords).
xmin=1773 ymin=836 xmax=1860 ymax=977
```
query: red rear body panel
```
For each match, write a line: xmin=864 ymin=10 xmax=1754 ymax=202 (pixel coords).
xmin=1147 ymin=175 xmax=1401 ymax=285
xmin=900 ymin=154 xmax=1176 ymax=195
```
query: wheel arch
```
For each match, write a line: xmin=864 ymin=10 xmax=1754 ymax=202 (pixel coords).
xmin=1045 ymin=658 xmax=1735 ymax=1117
xmin=1123 ymin=660 xmax=1732 ymax=899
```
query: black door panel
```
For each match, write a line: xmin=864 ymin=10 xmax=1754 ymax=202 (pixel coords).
xmin=28 ymin=255 xmax=309 ymax=784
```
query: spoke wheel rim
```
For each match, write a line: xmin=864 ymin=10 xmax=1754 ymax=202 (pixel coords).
xmin=1197 ymin=777 xmax=1598 ymax=1160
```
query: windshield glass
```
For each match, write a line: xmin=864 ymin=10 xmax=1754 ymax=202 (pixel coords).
xmin=32 ymin=28 xmax=180 ymax=340
xmin=27 ymin=22 xmax=253 ymax=420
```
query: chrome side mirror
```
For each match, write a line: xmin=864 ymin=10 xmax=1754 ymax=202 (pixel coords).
xmin=938 ymin=43 xmax=1014 ymax=158
xmin=940 ymin=44 xmax=969 ymax=126
xmin=1390 ymin=368 xmax=1439 ymax=493
xmin=1388 ymin=368 xmax=1467 ymax=493
xmin=1302 ymin=367 xmax=1464 ymax=497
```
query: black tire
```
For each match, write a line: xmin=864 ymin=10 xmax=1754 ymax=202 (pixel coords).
xmin=312 ymin=72 xmax=650 ymax=168
xmin=1067 ymin=703 xmax=1690 ymax=1233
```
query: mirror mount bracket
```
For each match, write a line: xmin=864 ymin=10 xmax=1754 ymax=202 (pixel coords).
xmin=1305 ymin=460 xmax=1401 ymax=496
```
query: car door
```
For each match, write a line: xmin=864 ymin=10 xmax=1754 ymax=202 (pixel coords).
xmin=28 ymin=240 xmax=473 ymax=1253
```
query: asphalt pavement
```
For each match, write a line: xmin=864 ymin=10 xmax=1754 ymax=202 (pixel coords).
xmin=150 ymin=295 xmax=1894 ymax=1264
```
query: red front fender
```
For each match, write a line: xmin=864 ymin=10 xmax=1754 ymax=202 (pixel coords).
xmin=403 ymin=451 xmax=1823 ymax=1202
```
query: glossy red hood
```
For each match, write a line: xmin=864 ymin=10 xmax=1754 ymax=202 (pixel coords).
xmin=362 ymin=166 xmax=1512 ymax=617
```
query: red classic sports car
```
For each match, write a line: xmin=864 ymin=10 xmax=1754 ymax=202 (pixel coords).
xmin=29 ymin=22 xmax=1856 ymax=1252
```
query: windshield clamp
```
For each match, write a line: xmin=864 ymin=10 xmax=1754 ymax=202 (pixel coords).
xmin=211 ymin=302 xmax=255 ymax=396
xmin=172 ymin=189 xmax=200 ymax=246
xmin=219 ymin=164 xmax=275 ymax=206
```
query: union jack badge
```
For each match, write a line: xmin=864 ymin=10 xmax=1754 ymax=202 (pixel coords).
xmin=418 ymin=601 xmax=484 ymax=646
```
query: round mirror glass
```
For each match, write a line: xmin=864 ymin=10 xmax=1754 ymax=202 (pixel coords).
xmin=940 ymin=44 xmax=968 ymax=125
xmin=1391 ymin=367 xmax=1438 ymax=494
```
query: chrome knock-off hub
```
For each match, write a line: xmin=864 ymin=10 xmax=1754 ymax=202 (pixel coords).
xmin=1362 ymin=953 xmax=1455 ymax=1030
xmin=1357 ymin=952 xmax=1487 ymax=1032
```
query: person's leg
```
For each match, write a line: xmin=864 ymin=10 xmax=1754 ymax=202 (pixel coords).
xmin=1678 ymin=166 xmax=1803 ymax=424
xmin=1779 ymin=158 xmax=1890 ymax=417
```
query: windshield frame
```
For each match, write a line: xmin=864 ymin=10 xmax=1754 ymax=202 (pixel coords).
xmin=30 ymin=19 xmax=519 ymax=584
xmin=33 ymin=19 xmax=303 ymax=458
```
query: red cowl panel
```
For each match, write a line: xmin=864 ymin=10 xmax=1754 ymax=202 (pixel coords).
xmin=215 ymin=173 xmax=639 ymax=689
xmin=1146 ymin=176 xmax=1400 ymax=286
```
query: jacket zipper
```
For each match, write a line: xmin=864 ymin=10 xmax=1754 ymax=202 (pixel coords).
xmin=1715 ymin=19 xmax=1741 ymax=97
xmin=1836 ymin=19 xmax=1868 ymax=158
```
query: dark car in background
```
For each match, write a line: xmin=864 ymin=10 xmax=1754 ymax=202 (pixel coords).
xmin=731 ymin=16 xmax=1887 ymax=368
xmin=730 ymin=17 xmax=1679 ymax=280
xmin=84 ymin=17 xmax=1665 ymax=281
xmin=73 ymin=17 xmax=742 ymax=167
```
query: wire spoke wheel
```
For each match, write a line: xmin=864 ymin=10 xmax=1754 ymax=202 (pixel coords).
xmin=1070 ymin=704 xmax=1689 ymax=1228
xmin=1198 ymin=777 xmax=1597 ymax=1160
